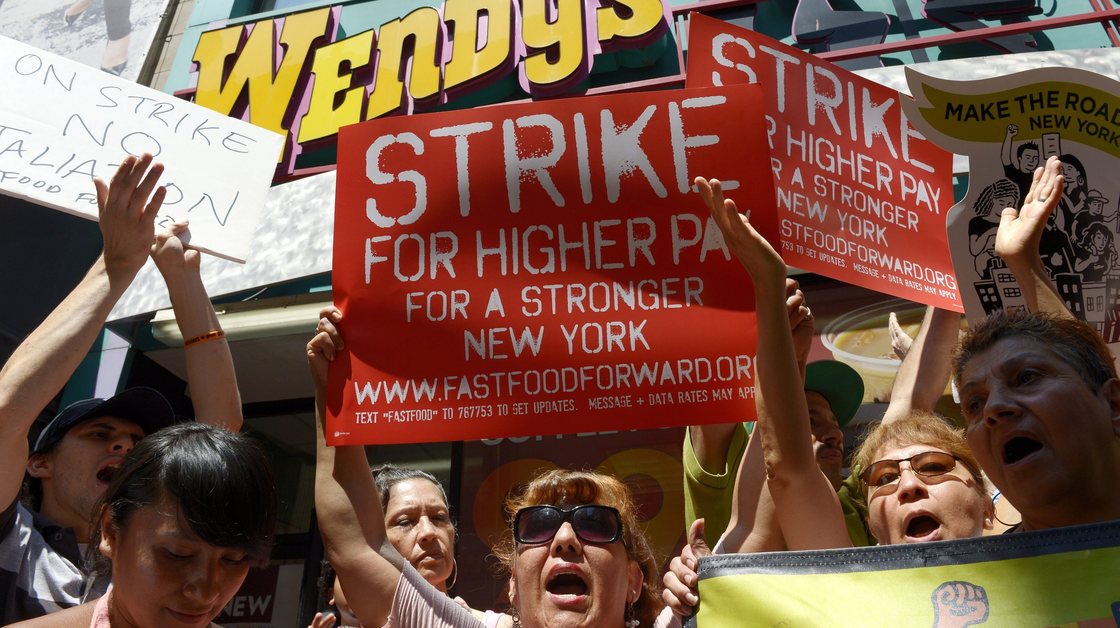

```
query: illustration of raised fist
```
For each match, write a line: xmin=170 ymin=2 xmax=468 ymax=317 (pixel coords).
xmin=932 ymin=580 xmax=989 ymax=628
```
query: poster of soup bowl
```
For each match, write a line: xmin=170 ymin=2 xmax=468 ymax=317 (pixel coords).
xmin=801 ymin=279 xmax=967 ymax=406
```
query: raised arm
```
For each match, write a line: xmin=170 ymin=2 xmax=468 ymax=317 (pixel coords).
xmin=0 ymin=155 xmax=163 ymax=510
xmin=994 ymin=156 xmax=1074 ymax=318
xmin=881 ymin=306 xmax=961 ymax=424
xmin=309 ymin=307 xmax=409 ymax=627
xmin=683 ymin=277 xmax=807 ymax=543
xmin=1001 ymin=125 xmax=1017 ymax=169
xmin=696 ymin=177 xmax=849 ymax=551
xmin=719 ymin=430 xmax=790 ymax=552
xmin=718 ymin=282 xmax=814 ymax=552
xmin=152 ymin=222 xmax=241 ymax=431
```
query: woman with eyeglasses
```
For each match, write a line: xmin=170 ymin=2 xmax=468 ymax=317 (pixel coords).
xmin=307 ymin=307 xmax=677 ymax=628
xmin=851 ymin=412 xmax=993 ymax=544
xmin=691 ymin=176 xmax=993 ymax=550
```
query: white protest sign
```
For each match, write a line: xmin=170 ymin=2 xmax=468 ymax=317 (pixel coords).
xmin=0 ymin=35 xmax=284 ymax=263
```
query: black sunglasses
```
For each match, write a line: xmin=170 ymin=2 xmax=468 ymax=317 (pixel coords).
xmin=860 ymin=451 xmax=959 ymax=488
xmin=513 ymin=505 xmax=623 ymax=545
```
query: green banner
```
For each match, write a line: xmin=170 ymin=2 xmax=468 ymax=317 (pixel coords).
xmin=694 ymin=521 xmax=1120 ymax=627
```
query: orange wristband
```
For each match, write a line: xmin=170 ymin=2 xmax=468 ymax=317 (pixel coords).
xmin=184 ymin=330 xmax=225 ymax=348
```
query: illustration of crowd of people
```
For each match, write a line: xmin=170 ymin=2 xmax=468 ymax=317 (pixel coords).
xmin=969 ymin=126 xmax=1120 ymax=344
xmin=2 ymin=147 xmax=1118 ymax=627
xmin=973 ymin=126 xmax=1117 ymax=284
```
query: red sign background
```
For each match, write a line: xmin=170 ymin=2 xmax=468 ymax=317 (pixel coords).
xmin=329 ymin=85 xmax=774 ymax=444
xmin=687 ymin=14 xmax=962 ymax=311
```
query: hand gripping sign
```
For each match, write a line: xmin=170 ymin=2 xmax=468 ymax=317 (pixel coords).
xmin=329 ymin=85 xmax=776 ymax=445
xmin=685 ymin=14 xmax=961 ymax=311
xmin=0 ymin=36 xmax=284 ymax=263
xmin=903 ymin=67 xmax=1120 ymax=340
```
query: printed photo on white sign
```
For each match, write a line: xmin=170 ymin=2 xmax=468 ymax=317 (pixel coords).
xmin=0 ymin=0 xmax=171 ymax=82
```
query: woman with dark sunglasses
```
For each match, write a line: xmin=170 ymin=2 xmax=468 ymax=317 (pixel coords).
xmin=492 ymin=470 xmax=666 ymax=627
xmin=307 ymin=308 xmax=678 ymax=628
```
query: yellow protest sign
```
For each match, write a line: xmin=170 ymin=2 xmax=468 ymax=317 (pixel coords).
xmin=910 ymin=77 xmax=1120 ymax=156
xmin=695 ymin=521 xmax=1120 ymax=627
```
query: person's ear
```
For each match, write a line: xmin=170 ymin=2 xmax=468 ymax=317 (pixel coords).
xmin=98 ymin=507 xmax=117 ymax=560
xmin=26 ymin=453 xmax=52 ymax=479
xmin=626 ymin=560 xmax=643 ymax=605
xmin=982 ymin=497 xmax=995 ymax=531
xmin=507 ymin=570 xmax=517 ymax=610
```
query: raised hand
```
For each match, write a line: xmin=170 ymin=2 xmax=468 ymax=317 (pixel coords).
xmin=695 ymin=177 xmax=786 ymax=293
xmin=151 ymin=215 xmax=242 ymax=431
xmin=700 ymin=175 xmax=851 ymax=550
xmin=888 ymin=311 xmax=913 ymax=361
xmin=993 ymin=155 xmax=1078 ymax=317
xmin=151 ymin=221 xmax=200 ymax=276
xmin=93 ymin=154 xmax=166 ymax=281
xmin=307 ymin=305 xmax=345 ymax=393
xmin=786 ymin=278 xmax=813 ymax=368
xmin=994 ymin=155 xmax=1064 ymax=265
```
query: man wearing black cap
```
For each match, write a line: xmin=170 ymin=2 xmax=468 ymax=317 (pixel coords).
xmin=0 ymin=156 xmax=242 ymax=622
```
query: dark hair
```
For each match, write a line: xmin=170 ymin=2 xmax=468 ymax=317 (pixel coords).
xmin=973 ymin=179 xmax=1019 ymax=218
xmin=954 ymin=309 xmax=1116 ymax=391
xmin=1060 ymin=154 xmax=1089 ymax=201
xmin=20 ymin=475 xmax=43 ymax=512
xmin=372 ymin=463 xmax=449 ymax=511
xmin=1079 ymin=222 xmax=1114 ymax=250
xmin=90 ymin=423 xmax=277 ymax=570
xmin=1016 ymin=141 xmax=1039 ymax=161
xmin=316 ymin=560 xmax=338 ymax=611
xmin=492 ymin=469 xmax=663 ymax=627
xmin=1060 ymin=153 xmax=1086 ymax=177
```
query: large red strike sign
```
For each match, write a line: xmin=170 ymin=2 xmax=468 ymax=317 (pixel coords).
xmin=687 ymin=14 xmax=962 ymax=311
xmin=329 ymin=85 xmax=774 ymax=444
